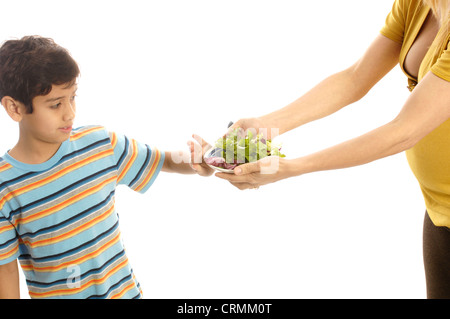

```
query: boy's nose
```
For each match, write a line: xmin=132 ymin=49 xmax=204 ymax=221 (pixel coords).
xmin=63 ymin=103 xmax=76 ymax=121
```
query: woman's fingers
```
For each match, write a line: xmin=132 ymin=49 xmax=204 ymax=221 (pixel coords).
xmin=230 ymin=182 xmax=259 ymax=190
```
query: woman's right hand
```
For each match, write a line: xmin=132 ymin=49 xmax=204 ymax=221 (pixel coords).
xmin=226 ymin=117 xmax=280 ymax=140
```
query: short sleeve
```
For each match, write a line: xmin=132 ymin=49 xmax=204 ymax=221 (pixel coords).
xmin=431 ymin=40 xmax=450 ymax=82
xmin=380 ymin=0 xmax=406 ymax=44
xmin=0 ymin=213 xmax=19 ymax=265
xmin=109 ymin=131 xmax=165 ymax=193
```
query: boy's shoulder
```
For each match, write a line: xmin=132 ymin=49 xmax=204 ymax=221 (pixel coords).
xmin=0 ymin=125 xmax=111 ymax=178
xmin=70 ymin=125 xmax=109 ymax=141
xmin=0 ymin=158 xmax=12 ymax=174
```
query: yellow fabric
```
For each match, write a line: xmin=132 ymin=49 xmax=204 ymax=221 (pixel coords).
xmin=381 ymin=0 xmax=450 ymax=227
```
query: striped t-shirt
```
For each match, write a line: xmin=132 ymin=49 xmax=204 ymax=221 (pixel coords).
xmin=0 ymin=125 xmax=164 ymax=299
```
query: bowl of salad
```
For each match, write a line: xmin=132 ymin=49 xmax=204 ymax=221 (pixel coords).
xmin=204 ymin=128 xmax=286 ymax=173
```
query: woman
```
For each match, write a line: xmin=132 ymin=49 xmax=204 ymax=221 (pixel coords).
xmin=191 ymin=0 xmax=450 ymax=298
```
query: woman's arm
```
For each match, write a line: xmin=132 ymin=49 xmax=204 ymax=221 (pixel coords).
xmin=294 ymin=71 xmax=450 ymax=175
xmin=217 ymin=71 xmax=450 ymax=189
xmin=230 ymin=35 xmax=402 ymax=136
xmin=0 ymin=260 xmax=20 ymax=299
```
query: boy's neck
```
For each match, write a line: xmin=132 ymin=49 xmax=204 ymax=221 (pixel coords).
xmin=8 ymin=137 xmax=64 ymax=165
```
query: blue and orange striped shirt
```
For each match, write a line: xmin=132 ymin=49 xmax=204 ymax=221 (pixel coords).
xmin=0 ymin=126 xmax=164 ymax=298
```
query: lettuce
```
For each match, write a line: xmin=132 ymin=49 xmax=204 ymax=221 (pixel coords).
xmin=206 ymin=127 xmax=285 ymax=170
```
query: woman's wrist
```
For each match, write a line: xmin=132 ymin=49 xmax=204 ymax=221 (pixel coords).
xmin=284 ymin=156 xmax=313 ymax=178
xmin=258 ymin=113 xmax=289 ymax=136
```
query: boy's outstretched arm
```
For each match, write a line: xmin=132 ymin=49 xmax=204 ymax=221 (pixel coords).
xmin=162 ymin=134 xmax=214 ymax=176
xmin=0 ymin=260 xmax=20 ymax=299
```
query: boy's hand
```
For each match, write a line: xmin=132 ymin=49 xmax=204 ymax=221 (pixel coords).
xmin=188 ymin=134 xmax=214 ymax=176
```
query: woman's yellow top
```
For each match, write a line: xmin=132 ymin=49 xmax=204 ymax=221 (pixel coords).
xmin=380 ymin=0 xmax=450 ymax=226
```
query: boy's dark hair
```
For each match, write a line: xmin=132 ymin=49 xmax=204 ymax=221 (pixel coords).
xmin=0 ymin=35 xmax=80 ymax=113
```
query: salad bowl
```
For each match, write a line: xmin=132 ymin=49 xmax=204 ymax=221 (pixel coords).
xmin=202 ymin=127 xmax=285 ymax=174
xmin=203 ymin=147 xmax=235 ymax=173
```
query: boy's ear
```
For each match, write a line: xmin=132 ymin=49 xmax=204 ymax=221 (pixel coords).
xmin=1 ymin=96 xmax=25 ymax=122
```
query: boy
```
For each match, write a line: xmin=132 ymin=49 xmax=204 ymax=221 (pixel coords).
xmin=0 ymin=36 xmax=213 ymax=298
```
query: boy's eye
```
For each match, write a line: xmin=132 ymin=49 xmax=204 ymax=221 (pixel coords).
xmin=50 ymin=102 xmax=62 ymax=109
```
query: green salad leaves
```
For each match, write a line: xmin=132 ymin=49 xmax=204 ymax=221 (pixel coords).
xmin=206 ymin=128 xmax=285 ymax=170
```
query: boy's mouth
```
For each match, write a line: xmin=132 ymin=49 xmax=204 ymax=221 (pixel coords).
xmin=59 ymin=126 xmax=73 ymax=133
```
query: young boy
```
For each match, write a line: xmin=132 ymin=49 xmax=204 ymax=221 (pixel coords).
xmin=0 ymin=36 xmax=213 ymax=298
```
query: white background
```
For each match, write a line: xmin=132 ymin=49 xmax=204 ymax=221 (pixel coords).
xmin=0 ymin=0 xmax=427 ymax=298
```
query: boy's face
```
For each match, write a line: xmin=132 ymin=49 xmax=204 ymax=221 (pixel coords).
xmin=20 ymin=83 xmax=77 ymax=146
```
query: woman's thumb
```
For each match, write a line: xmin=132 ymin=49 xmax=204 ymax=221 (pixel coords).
xmin=234 ymin=161 xmax=260 ymax=175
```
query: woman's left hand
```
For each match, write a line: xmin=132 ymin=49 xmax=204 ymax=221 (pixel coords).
xmin=215 ymin=156 xmax=292 ymax=190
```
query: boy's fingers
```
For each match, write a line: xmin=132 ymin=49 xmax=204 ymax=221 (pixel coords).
xmin=192 ymin=134 xmax=209 ymax=148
